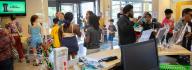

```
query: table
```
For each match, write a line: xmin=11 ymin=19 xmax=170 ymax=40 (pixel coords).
xmin=86 ymin=45 xmax=192 ymax=70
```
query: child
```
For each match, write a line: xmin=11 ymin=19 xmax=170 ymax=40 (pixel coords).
xmin=28 ymin=15 xmax=43 ymax=66
xmin=108 ymin=19 xmax=117 ymax=49
xmin=102 ymin=25 xmax=108 ymax=43
xmin=51 ymin=18 xmax=60 ymax=48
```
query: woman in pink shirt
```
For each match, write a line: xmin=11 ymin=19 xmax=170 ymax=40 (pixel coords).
xmin=161 ymin=9 xmax=174 ymax=43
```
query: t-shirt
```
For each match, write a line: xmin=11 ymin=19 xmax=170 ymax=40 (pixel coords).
xmin=108 ymin=24 xmax=117 ymax=36
xmin=85 ymin=27 xmax=101 ymax=49
xmin=162 ymin=18 xmax=174 ymax=33
xmin=142 ymin=22 xmax=153 ymax=31
xmin=51 ymin=24 xmax=60 ymax=48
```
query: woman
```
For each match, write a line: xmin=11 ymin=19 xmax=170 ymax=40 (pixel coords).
xmin=6 ymin=16 xmax=24 ymax=62
xmin=58 ymin=12 xmax=81 ymax=60
xmin=0 ymin=28 xmax=14 ymax=70
xmin=83 ymin=11 xmax=94 ymax=32
xmin=84 ymin=14 xmax=102 ymax=54
xmin=28 ymin=15 xmax=43 ymax=66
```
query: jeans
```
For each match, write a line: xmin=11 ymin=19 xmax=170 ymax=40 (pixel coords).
xmin=0 ymin=58 xmax=13 ymax=70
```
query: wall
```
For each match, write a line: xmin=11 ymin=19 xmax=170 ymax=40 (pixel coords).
xmin=1 ymin=0 xmax=48 ymax=37
xmin=100 ymin=0 xmax=111 ymax=24
xmin=172 ymin=0 xmax=192 ymax=21
xmin=158 ymin=0 xmax=171 ymax=22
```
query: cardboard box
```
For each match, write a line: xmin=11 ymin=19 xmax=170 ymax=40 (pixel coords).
xmin=53 ymin=47 xmax=68 ymax=70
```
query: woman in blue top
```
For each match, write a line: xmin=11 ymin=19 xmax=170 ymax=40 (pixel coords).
xmin=28 ymin=15 xmax=43 ymax=66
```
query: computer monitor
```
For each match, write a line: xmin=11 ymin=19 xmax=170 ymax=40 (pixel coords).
xmin=120 ymin=39 xmax=159 ymax=70
xmin=156 ymin=28 xmax=166 ymax=45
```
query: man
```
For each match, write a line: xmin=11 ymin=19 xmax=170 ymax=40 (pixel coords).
xmin=117 ymin=4 xmax=136 ymax=45
xmin=174 ymin=8 xmax=192 ymax=65
xmin=174 ymin=8 xmax=192 ymax=49
xmin=0 ymin=28 xmax=14 ymax=70
xmin=162 ymin=9 xmax=174 ymax=43
xmin=141 ymin=13 xmax=153 ymax=31
xmin=138 ymin=12 xmax=149 ymax=24
xmin=58 ymin=12 xmax=65 ymax=26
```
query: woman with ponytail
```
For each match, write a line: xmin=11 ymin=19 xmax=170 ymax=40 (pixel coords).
xmin=58 ymin=12 xmax=81 ymax=60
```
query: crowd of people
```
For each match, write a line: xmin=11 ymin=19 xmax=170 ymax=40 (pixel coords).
xmin=0 ymin=4 xmax=192 ymax=69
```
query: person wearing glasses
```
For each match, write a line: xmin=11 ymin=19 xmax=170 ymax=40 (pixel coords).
xmin=174 ymin=8 xmax=192 ymax=65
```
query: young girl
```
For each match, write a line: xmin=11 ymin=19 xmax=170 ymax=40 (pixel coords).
xmin=28 ymin=15 xmax=43 ymax=66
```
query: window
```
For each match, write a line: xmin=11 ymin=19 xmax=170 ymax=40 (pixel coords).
xmin=143 ymin=3 xmax=152 ymax=12
xmin=111 ymin=0 xmax=152 ymax=22
xmin=111 ymin=1 xmax=121 ymax=23
xmin=81 ymin=2 xmax=94 ymax=18
xmin=48 ymin=7 xmax=56 ymax=17
xmin=61 ymin=5 xmax=73 ymax=13
xmin=133 ymin=3 xmax=142 ymax=12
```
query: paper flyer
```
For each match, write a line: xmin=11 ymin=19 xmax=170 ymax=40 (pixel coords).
xmin=138 ymin=29 xmax=153 ymax=42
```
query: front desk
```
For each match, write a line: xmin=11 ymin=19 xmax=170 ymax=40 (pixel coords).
xmin=83 ymin=45 xmax=192 ymax=70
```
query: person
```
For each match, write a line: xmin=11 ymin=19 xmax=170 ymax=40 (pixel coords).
xmin=108 ymin=19 xmax=117 ymax=49
xmin=117 ymin=4 xmax=136 ymax=45
xmin=102 ymin=25 xmax=108 ymax=43
xmin=58 ymin=12 xmax=81 ymax=59
xmin=141 ymin=13 xmax=153 ymax=31
xmin=0 ymin=28 xmax=14 ymax=70
xmin=84 ymin=14 xmax=102 ymax=54
xmin=98 ymin=12 xmax=105 ymax=29
xmin=6 ymin=15 xmax=24 ymax=62
xmin=55 ymin=11 xmax=61 ymax=19
xmin=138 ymin=12 xmax=149 ymax=24
xmin=58 ymin=12 xmax=65 ymax=26
xmin=28 ymin=15 xmax=43 ymax=66
xmin=161 ymin=9 xmax=174 ymax=43
xmin=51 ymin=18 xmax=60 ymax=48
xmin=83 ymin=11 xmax=94 ymax=32
xmin=174 ymin=8 xmax=192 ymax=65
xmin=117 ymin=7 xmax=123 ymax=19
xmin=152 ymin=18 xmax=161 ymax=30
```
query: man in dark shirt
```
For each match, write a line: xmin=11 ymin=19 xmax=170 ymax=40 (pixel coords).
xmin=117 ymin=4 xmax=136 ymax=45
xmin=141 ymin=13 xmax=153 ymax=31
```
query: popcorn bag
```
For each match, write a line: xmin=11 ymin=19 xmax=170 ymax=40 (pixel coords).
xmin=53 ymin=47 xmax=68 ymax=70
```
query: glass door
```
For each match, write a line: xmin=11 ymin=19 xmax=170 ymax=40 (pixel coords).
xmin=80 ymin=2 xmax=95 ymax=19
xmin=61 ymin=3 xmax=78 ymax=24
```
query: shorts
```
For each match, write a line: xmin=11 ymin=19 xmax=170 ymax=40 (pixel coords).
xmin=30 ymin=37 xmax=43 ymax=48
xmin=104 ymin=35 xmax=108 ymax=42
xmin=108 ymin=35 xmax=114 ymax=41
